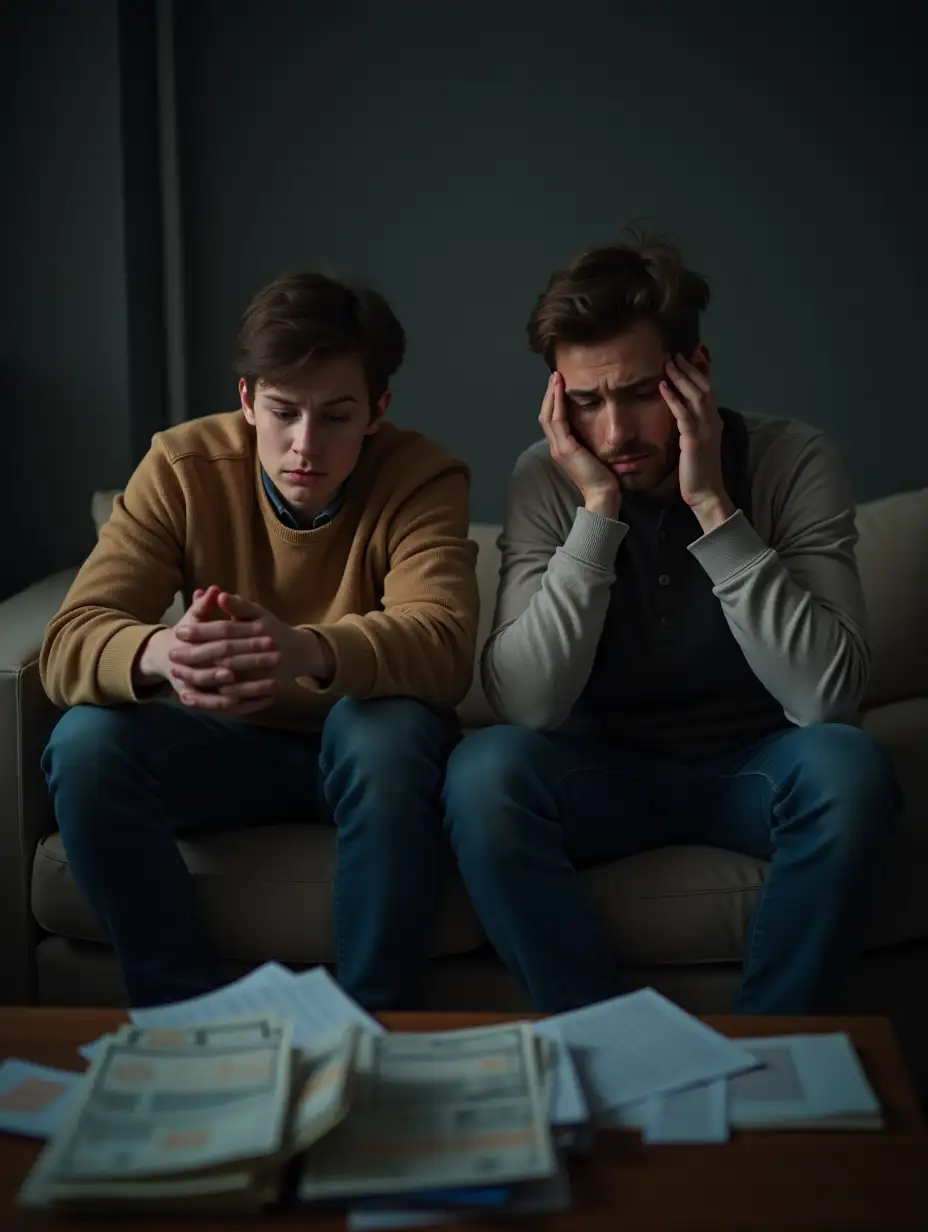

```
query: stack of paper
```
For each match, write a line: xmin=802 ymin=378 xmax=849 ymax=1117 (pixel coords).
xmin=21 ymin=1000 xmax=558 ymax=1217
xmin=19 ymin=1014 xmax=306 ymax=1215
xmin=73 ymin=963 xmax=582 ymax=1224
xmin=299 ymin=1022 xmax=556 ymax=1202
xmin=38 ymin=963 xmax=882 ymax=1220
xmin=339 ymin=988 xmax=759 ymax=1228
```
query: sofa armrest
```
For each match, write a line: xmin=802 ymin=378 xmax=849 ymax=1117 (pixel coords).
xmin=0 ymin=568 xmax=77 ymax=1002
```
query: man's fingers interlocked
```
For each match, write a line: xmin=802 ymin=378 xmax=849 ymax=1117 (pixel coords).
xmin=169 ymin=636 xmax=276 ymax=668
xmin=171 ymin=664 xmax=235 ymax=689
xmin=216 ymin=677 xmax=278 ymax=701
xmin=176 ymin=619 xmax=265 ymax=643
xmin=170 ymin=650 xmax=280 ymax=689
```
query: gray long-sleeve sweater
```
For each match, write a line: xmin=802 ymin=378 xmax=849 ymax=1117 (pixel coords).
xmin=482 ymin=410 xmax=869 ymax=758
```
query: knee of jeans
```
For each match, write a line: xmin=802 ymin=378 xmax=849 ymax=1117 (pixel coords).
xmin=443 ymin=726 xmax=549 ymax=857
xmin=43 ymin=704 xmax=134 ymax=788
xmin=793 ymin=723 xmax=899 ymax=857
xmin=320 ymin=695 xmax=456 ymax=778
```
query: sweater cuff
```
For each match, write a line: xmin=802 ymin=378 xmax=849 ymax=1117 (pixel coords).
xmin=562 ymin=507 xmax=628 ymax=569
xmin=97 ymin=624 xmax=168 ymax=703
xmin=295 ymin=620 xmax=377 ymax=697
xmin=688 ymin=508 xmax=771 ymax=584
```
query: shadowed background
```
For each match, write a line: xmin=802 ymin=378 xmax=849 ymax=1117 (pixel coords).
xmin=2 ymin=0 xmax=924 ymax=597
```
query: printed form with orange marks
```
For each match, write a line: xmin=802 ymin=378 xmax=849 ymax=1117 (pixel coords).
xmin=0 ymin=1059 xmax=83 ymax=1139
xmin=299 ymin=1022 xmax=556 ymax=1201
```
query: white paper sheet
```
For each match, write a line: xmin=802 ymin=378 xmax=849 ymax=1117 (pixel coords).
xmin=79 ymin=962 xmax=382 ymax=1061
xmin=132 ymin=963 xmax=383 ymax=1044
xmin=0 ymin=1059 xmax=84 ymax=1140
xmin=532 ymin=1022 xmax=590 ymax=1127
xmin=642 ymin=1077 xmax=729 ymax=1143
xmin=546 ymin=988 xmax=757 ymax=1113
xmin=280 ymin=966 xmax=384 ymax=1038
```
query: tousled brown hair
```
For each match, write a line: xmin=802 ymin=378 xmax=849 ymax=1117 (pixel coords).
xmin=527 ymin=231 xmax=710 ymax=366
xmin=234 ymin=271 xmax=406 ymax=404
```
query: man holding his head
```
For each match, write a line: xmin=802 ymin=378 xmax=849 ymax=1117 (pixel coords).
xmin=444 ymin=233 xmax=899 ymax=1014
xmin=41 ymin=272 xmax=479 ymax=1010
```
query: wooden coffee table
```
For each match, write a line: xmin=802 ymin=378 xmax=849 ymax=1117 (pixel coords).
xmin=1 ymin=1008 xmax=926 ymax=1230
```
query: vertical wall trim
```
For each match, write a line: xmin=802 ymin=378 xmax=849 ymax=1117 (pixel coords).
xmin=155 ymin=0 xmax=188 ymax=424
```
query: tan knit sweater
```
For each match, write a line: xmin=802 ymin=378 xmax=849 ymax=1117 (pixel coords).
xmin=40 ymin=412 xmax=479 ymax=730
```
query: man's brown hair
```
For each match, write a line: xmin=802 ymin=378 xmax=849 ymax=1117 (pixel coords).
xmin=234 ymin=271 xmax=406 ymax=404
xmin=526 ymin=231 xmax=711 ymax=366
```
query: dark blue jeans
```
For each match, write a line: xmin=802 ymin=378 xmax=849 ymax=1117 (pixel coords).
xmin=42 ymin=697 xmax=459 ymax=1010
xmin=443 ymin=723 xmax=900 ymax=1013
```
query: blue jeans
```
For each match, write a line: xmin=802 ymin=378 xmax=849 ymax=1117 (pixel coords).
xmin=42 ymin=697 xmax=458 ymax=1009
xmin=443 ymin=723 xmax=900 ymax=1013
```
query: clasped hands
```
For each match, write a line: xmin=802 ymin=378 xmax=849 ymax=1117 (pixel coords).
xmin=138 ymin=585 xmax=333 ymax=716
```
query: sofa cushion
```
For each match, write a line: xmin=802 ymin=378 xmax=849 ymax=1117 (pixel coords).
xmin=32 ymin=825 xmax=487 ymax=965
xmin=32 ymin=777 xmax=927 ymax=970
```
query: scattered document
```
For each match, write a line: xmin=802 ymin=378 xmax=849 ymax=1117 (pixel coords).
xmin=728 ymin=1034 xmax=882 ymax=1129
xmin=80 ymin=962 xmax=382 ymax=1061
xmin=0 ymin=1060 xmax=84 ymax=1140
xmin=602 ymin=1031 xmax=882 ymax=1138
xmin=642 ymin=1078 xmax=729 ymax=1144
xmin=546 ymin=988 xmax=757 ymax=1113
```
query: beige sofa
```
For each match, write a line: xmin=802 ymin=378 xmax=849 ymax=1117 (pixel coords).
xmin=2 ymin=487 xmax=927 ymax=1094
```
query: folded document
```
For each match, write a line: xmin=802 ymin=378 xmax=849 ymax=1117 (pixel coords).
xmin=540 ymin=987 xmax=758 ymax=1113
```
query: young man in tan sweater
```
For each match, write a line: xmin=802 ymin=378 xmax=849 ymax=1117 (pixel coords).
xmin=40 ymin=272 xmax=479 ymax=1010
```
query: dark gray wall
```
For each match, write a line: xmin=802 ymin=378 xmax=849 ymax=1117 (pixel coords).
xmin=3 ymin=0 xmax=924 ymax=600
xmin=175 ymin=0 xmax=926 ymax=522
xmin=1 ymin=0 xmax=134 ymax=598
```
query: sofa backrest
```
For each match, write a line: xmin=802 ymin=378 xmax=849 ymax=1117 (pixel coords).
xmin=91 ymin=487 xmax=928 ymax=721
xmin=853 ymin=487 xmax=928 ymax=708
